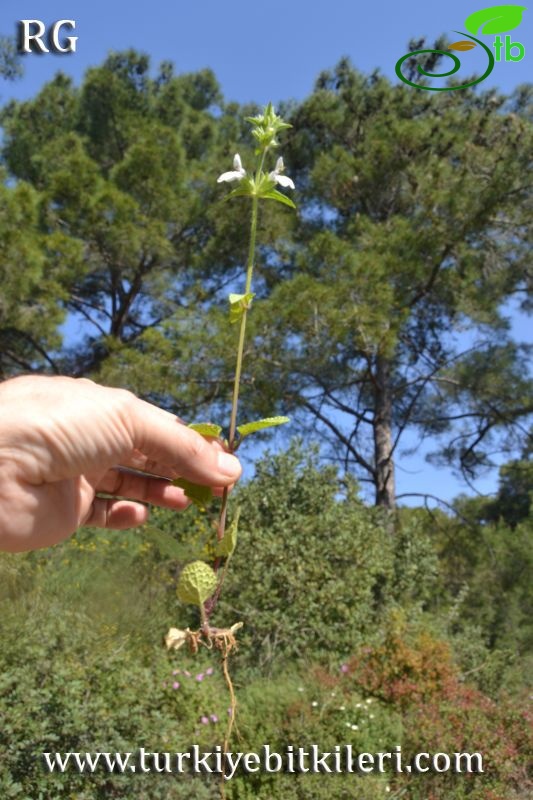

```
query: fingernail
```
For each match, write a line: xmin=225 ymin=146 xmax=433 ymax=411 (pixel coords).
xmin=217 ymin=451 xmax=241 ymax=478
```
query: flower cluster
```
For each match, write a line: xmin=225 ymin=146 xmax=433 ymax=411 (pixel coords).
xmin=200 ymin=713 xmax=219 ymax=725
xmin=163 ymin=665 xmax=215 ymax=690
xmin=218 ymin=154 xmax=294 ymax=190
xmin=216 ymin=103 xmax=295 ymax=208
xmin=246 ymin=101 xmax=292 ymax=149
xmin=305 ymin=685 xmax=378 ymax=735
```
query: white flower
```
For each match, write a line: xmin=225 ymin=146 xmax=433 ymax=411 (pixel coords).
xmin=311 ymin=701 xmax=319 ymax=707
xmin=351 ymin=724 xmax=358 ymax=730
xmin=217 ymin=153 xmax=246 ymax=183
xmin=339 ymin=705 xmax=346 ymax=711
xmin=268 ymin=156 xmax=295 ymax=189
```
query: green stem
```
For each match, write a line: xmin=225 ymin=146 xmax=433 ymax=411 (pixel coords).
xmin=209 ymin=192 xmax=258 ymax=601
xmin=256 ymin=147 xmax=268 ymax=185
xmin=228 ymin=146 xmax=269 ymax=447
xmin=228 ymin=194 xmax=258 ymax=447
xmin=207 ymin=152 xmax=265 ymax=619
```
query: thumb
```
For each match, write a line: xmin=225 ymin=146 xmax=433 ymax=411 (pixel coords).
xmin=124 ymin=396 xmax=242 ymax=486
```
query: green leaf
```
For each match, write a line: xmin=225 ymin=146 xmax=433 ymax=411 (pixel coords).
xmin=237 ymin=416 xmax=290 ymax=439
xmin=245 ymin=103 xmax=292 ymax=132
xmin=172 ymin=478 xmax=212 ymax=509
xmin=188 ymin=422 xmax=223 ymax=437
xmin=261 ymin=189 xmax=296 ymax=209
xmin=176 ymin=561 xmax=217 ymax=605
xmin=215 ymin=507 xmax=240 ymax=557
xmin=222 ymin=178 xmax=254 ymax=201
xmin=229 ymin=292 xmax=255 ymax=324
xmin=464 ymin=4 xmax=526 ymax=35
xmin=256 ymin=172 xmax=276 ymax=193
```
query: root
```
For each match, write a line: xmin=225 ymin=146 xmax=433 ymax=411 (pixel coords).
xmin=165 ymin=622 xmax=243 ymax=800
xmin=220 ymin=644 xmax=235 ymax=800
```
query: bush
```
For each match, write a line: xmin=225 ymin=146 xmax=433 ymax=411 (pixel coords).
xmin=340 ymin=618 xmax=532 ymax=800
xmin=0 ymin=443 xmax=529 ymax=799
xmin=216 ymin=443 xmax=438 ymax=669
xmin=0 ymin=541 xmax=229 ymax=798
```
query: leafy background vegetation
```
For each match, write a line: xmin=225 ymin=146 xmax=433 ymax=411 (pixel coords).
xmin=0 ymin=48 xmax=531 ymax=799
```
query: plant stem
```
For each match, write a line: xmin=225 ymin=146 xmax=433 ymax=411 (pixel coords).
xmin=229 ymin=194 xmax=258 ymax=446
xmin=218 ymin=193 xmax=257 ymax=525
xmin=199 ymin=602 xmax=209 ymax=635
xmin=214 ymin=151 xmax=267 ymax=552
xmin=205 ymin=192 xmax=260 ymax=621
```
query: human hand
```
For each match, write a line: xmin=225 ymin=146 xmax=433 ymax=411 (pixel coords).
xmin=0 ymin=375 xmax=242 ymax=552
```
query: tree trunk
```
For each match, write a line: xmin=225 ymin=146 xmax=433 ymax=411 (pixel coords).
xmin=374 ymin=354 xmax=396 ymax=509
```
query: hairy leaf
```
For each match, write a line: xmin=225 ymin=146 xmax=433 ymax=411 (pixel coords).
xmin=222 ymin=183 xmax=253 ymax=201
xmin=237 ymin=416 xmax=290 ymax=439
xmin=172 ymin=478 xmax=213 ymax=509
xmin=229 ymin=292 xmax=255 ymax=324
xmin=261 ymin=189 xmax=296 ymax=209
xmin=215 ymin=508 xmax=240 ymax=557
xmin=188 ymin=422 xmax=223 ymax=437
xmin=176 ymin=561 xmax=217 ymax=605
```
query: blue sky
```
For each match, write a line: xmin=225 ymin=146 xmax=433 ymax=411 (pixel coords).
xmin=1 ymin=0 xmax=531 ymax=104
xmin=1 ymin=0 xmax=531 ymax=505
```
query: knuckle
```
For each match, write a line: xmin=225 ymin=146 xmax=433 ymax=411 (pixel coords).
xmin=113 ymin=388 xmax=137 ymax=421
xmin=116 ymin=387 xmax=136 ymax=407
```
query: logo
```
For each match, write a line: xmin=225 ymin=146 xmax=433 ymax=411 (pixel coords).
xmin=395 ymin=4 xmax=526 ymax=90
xmin=17 ymin=20 xmax=78 ymax=54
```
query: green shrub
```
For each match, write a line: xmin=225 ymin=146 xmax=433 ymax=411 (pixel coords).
xmin=0 ymin=443 xmax=529 ymax=799
xmin=216 ymin=443 xmax=438 ymax=669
